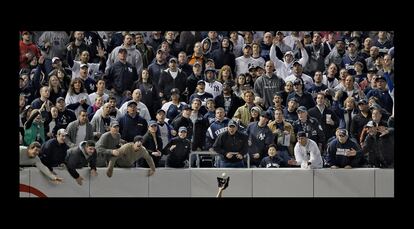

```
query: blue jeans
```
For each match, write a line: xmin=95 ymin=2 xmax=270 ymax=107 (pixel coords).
xmin=218 ymin=158 xmax=245 ymax=168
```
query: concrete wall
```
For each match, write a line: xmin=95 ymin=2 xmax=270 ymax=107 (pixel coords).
xmin=253 ymin=168 xmax=313 ymax=197
xmin=28 ymin=168 xmax=90 ymax=197
xmin=19 ymin=168 xmax=394 ymax=197
xmin=191 ymin=169 xmax=252 ymax=197
xmin=149 ymin=169 xmax=191 ymax=197
xmin=375 ymin=169 xmax=394 ymax=197
xmin=19 ymin=169 xmax=30 ymax=197
xmin=314 ymin=168 xmax=375 ymax=197
xmin=90 ymin=168 xmax=148 ymax=197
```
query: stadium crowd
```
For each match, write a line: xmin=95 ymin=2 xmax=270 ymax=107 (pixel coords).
xmin=19 ymin=31 xmax=394 ymax=184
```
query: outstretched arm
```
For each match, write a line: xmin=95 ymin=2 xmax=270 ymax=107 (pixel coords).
xmin=216 ymin=187 xmax=225 ymax=198
xmin=216 ymin=175 xmax=229 ymax=197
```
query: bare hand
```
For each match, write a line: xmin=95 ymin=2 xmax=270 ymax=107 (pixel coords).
xmin=253 ymin=153 xmax=260 ymax=159
xmin=40 ymin=101 xmax=46 ymax=111
xmin=254 ymin=97 xmax=263 ymax=105
xmin=226 ymin=152 xmax=234 ymax=159
xmin=296 ymin=40 xmax=303 ymax=49
xmin=358 ymin=89 xmax=365 ymax=98
xmin=169 ymin=145 xmax=176 ymax=151
xmin=25 ymin=52 xmax=34 ymax=59
xmin=97 ymin=45 xmax=106 ymax=57
xmin=67 ymin=42 xmax=73 ymax=51
xmin=334 ymin=90 xmax=342 ymax=101
xmin=147 ymin=169 xmax=155 ymax=177
xmin=38 ymin=55 xmax=45 ymax=64
xmin=272 ymin=37 xmax=280 ymax=45
xmin=288 ymin=159 xmax=297 ymax=165
xmin=76 ymin=176 xmax=84 ymax=185
xmin=51 ymin=177 xmax=63 ymax=184
xmin=171 ymin=130 xmax=177 ymax=136
xmin=90 ymin=169 xmax=98 ymax=176
xmin=377 ymin=126 xmax=389 ymax=137
xmin=152 ymin=151 xmax=161 ymax=157
xmin=45 ymin=101 xmax=51 ymax=112
xmin=58 ymin=163 xmax=66 ymax=170
xmin=112 ymin=149 xmax=120 ymax=156
xmin=368 ymin=127 xmax=377 ymax=136
xmin=346 ymin=148 xmax=356 ymax=157
xmin=235 ymin=153 xmax=243 ymax=160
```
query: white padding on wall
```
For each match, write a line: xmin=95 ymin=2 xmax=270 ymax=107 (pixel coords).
xmin=20 ymin=168 xmax=393 ymax=197
xmin=253 ymin=168 xmax=313 ymax=197
xmin=149 ymin=168 xmax=191 ymax=197
xmin=29 ymin=167 xmax=90 ymax=197
xmin=19 ymin=168 xmax=30 ymax=197
xmin=375 ymin=169 xmax=394 ymax=197
xmin=314 ymin=169 xmax=375 ymax=197
xmin=90 ymin=168 xmax=149 ymax=197
xmin=191 ymin=169 xmax=252 ymax=197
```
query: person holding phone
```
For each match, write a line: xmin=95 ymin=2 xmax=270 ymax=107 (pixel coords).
xmin=213 ymin=119 xmax=248 ymax=168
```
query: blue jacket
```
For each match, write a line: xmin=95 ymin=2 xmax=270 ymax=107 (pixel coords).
xmin=147 ymin=61 xmax=168 ymax=91
xmin=39 ymin=138 xmax=69 ymax=171
xmin=106 ymin=61 xmax=138 ymax=95
xmin=286 ymin=91 xmax=315 ymax=110
xmin=245 ymin=121 xmax=274 ymax=159
xmin=206 ymin=118 xmax=229 ymax=149
xmin=366 ymin=89 xmax=393 ymax=114
xmin=81 ymin=77 xmax=96 ymax=95
xmin=118 ymin=113 xmax=148 ymax=142
xmin=341 ymin=54 xmax=366 ymax=75
xmin=259 ymin=155 xmax=288 ymax=168
xmin=326 ymin=138 xmax=362 ymax=167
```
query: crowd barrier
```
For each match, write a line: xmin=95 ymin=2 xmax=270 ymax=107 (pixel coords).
xmin=189 ymin=151 xmax=250 ymax=168
xmin=19 ymin=167 xmax=393 ymax=197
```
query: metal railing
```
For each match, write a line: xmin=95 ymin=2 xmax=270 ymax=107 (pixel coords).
xmin=188 ymin=150 xmax=250 ymax=168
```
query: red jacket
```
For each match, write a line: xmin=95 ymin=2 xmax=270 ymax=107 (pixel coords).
xmin=19 ymin=40 xmax=41 ymax=69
